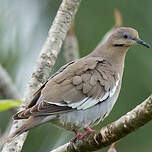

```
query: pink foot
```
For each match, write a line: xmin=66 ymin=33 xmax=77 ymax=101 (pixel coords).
xmin=80 ymin=126 xmax=96 ymax=139
xmin=72 ymin=130 xmax=83 ymax=142
xmin=72 ymin=127 xmax=96 ymax=142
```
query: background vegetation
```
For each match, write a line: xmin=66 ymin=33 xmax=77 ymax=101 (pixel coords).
xmin=0 ymin=0 xmax=152 ymax=151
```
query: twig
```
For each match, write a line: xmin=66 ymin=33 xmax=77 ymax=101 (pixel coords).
xmin=114 ymin=9 xmax=123 ymax=27
xmin=51 ymin=143 xmax=70 ymax=152
xmin=50 ymin=95 xmax=152 ymax=152
xmin=0 ymin=64 xmax=20 ymax=100
xmin=97 ymin=9 xmax=123 ymax=48
xmin=63 ymin=21 xmax=79 ymax=62
xmin=1 ymin=0 xmax=81 ymax=152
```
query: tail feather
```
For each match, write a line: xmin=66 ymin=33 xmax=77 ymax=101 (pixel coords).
xmin=9 ymin=116 xmax=45 ymax=139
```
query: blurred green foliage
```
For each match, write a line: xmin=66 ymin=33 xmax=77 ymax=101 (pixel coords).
xmin=0 ymin=100 xmax=23 ymax=111
xmin=0 ymin=0 xmax=152 ymax=152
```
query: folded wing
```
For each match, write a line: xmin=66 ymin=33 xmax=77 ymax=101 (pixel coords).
xmin=13 ymin=57 xmax=119 ymax=120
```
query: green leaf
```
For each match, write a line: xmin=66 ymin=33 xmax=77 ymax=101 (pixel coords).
xmin=0 ymin=100 xmax=23 ymax=111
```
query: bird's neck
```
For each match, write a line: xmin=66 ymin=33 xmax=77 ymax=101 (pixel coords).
xmin=89 ymin=45 xmax=128 ymax=78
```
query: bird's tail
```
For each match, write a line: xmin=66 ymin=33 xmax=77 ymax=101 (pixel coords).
xmin=9 ymin=116 xmax=48 ymax=140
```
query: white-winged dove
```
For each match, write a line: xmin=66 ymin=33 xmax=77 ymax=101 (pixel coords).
xmin=11 ymin=27 xmax=150 ymax=140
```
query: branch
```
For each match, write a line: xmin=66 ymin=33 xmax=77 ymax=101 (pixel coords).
xmin=1 ymin=0 xmax=81 ymax=151
xmin=97 ymin=9 xmax=123 ymax=49
xmin=114 ymin=9 xmax=123 ymax=27
xmin=107 ymin=143 xmax=117 ymax=152
xmin=51 ymin=143 xmax=70 ymax=152
xmin=63 ymin=21 xmax=79 ymax=62
xmin=50 ymin=95 xmax=152 ymax=152
xmin=0 ymin=120 xmax=13 ymax=150
xmin=0 ymin=64 xmax=20 ymax=100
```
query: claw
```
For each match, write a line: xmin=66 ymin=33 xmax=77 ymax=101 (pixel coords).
xmin=80 ymin=126 xmax=96 ymax=139
xmin=84 ymin=126 xmax=96 ymax=133
xmin=72 ymin=130 xmax=82 ymax=142
xmin=72 ymin=127 xmax=96 ymax=142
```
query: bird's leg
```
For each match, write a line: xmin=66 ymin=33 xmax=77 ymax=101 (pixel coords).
xmin=80 ymin=126 xmax=96 ymax=139
xmin=107 ymin=142 xmax=117 ymax=152
xmin=71 ymin=129 xmax=82 ymax=142
xmin=72 ymin=127 xmax=96 ymax=142
xmin=111 ymin=142 xmax=116 ymax=148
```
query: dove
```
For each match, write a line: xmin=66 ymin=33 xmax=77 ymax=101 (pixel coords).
xmin=11 ymin=27 xmax=150 ymax=140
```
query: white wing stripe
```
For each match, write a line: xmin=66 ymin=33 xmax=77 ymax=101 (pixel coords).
xmin=109 ymin=78 xmax=119 ymax=97
xmin=77 ymin=98 xmax=99 ymax=110
xmin=43 ymin=100 xmax=66 ymax=106
xmin=68 ymin=97 xmax=89 ymax=108
xmin=99 ymin=92 xmax=109 ymax=102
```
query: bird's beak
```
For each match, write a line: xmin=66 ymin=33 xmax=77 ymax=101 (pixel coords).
xmin=135 ymin=39 xmax=151 ymax=48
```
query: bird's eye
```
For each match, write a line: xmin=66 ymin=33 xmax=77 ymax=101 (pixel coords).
xmin=122 ymin=32 xmax=130 ymax=40
xmin=123 ymin=34 xmax=128 ymax=39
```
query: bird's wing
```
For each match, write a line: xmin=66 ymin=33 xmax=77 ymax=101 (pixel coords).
xmin=13 ymin=57 xmax=120 ymax=119
xmin=13 ymin=61 xmax=76 ymax=119
xmin=26 ymin=61 xmax=75 ymax=109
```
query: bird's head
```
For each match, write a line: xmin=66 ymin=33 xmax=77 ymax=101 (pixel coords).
xmin=108 ymin=27 xmax=150 ymax=48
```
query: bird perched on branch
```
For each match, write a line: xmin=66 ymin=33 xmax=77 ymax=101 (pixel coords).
xmin=11 ymin=27 xmax=150 ymax=141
